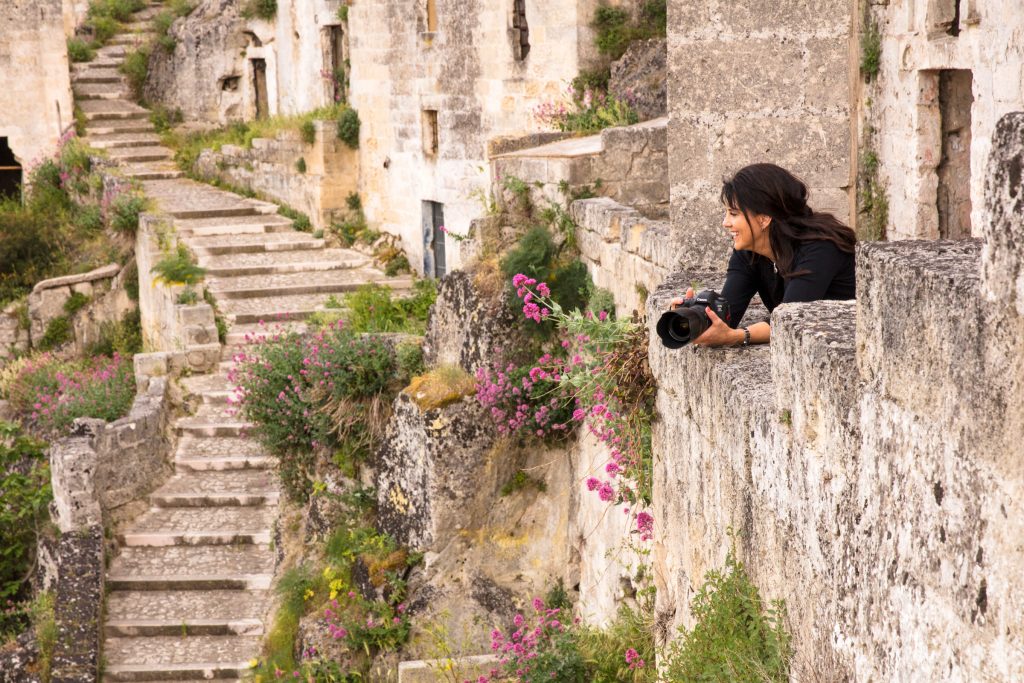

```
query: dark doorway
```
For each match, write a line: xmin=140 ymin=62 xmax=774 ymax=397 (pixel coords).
xmin=327 ymin=25 xmax=348 ymax=103
xmin=937 ymin=69 xmax=973 ymax=239
xmin=252 ymin=59 xmax=269 ymax=120
xmin=422 ymin=200 xmax=446 ymax=278
xmin=0 ymin=138 xmax=22 ymax=201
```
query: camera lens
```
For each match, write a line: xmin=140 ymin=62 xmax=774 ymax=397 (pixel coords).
xmin=657 ymin=309 xmax=706 ymax=349
xmin=668 ymin=316 xmax=690 ymax=342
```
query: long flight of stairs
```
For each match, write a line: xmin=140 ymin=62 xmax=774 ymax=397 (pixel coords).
xmin=71 ymin=5 xmax=412 ymax=680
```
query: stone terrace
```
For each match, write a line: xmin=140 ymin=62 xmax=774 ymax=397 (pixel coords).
xmin=73 ymin=5 xmax=412 ymax=680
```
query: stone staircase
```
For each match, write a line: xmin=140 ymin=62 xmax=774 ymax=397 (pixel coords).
xmin=71 ymin=5 xmax=412 ymax=680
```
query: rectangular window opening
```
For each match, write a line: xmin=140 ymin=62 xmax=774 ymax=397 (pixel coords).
xmin=422 ymin=200 xmax=447 ymax=278
xmin=422 ymin=109 xmax=439 ymax=156
xmin=936 ymin=69 xmax=974 ymax=239
xmin=426 ymin=0 xmax=438 ymax=32
xmin=252 ymin=58 xmax=269 ymax=120
xmin=327 ymin=25 xmax=348 ymax=103
xmin=0 ymin=138 xmax=22 ymax=201
xmin=512 ymin=0 xmax=530 ymax=61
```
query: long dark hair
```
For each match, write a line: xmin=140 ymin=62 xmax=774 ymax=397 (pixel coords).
xmin=720 ymin=163 xmax=856 ymax=278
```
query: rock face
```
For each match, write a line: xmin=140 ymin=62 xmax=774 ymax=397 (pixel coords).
xmin=144 ymin=0 xmax=248 ymax=122
xmin=375 ymin=393 xmax=501 ymax=551
xmin=422 ymin=270 xmax=526 ymax=375
xmin=649 ymin=116 xmax=1024 ymax=680
xmin=610 ymin=38 xmax=667 ymax=121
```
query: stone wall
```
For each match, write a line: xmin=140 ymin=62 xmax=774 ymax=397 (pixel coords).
xmin=666 ymin=0 xmax=855 ymax=270
xmin=349 ymin=0 xmax=596 ymax=276
xmin=194 ymin=121 xmax=358 ymax=229
xmin=0 ymin=0 xmax=74 ymax=168
xmin=40 ymin=353 xmax=173 ymax=683
xmin=868 ymin=0 xmax=1024 ymax=240
xmin=648 ymin=112 xmax=1024 ymax=680
xmin=136 ymin=214 xmax=221 ymax=373
xmin=491 ymin=117 xmax=669 ymax=217
xmin=26 ymin=263 xmax=134 ymax=352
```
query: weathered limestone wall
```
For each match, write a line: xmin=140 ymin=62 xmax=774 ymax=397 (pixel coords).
xmin=0 ymin=0 xmax=74 ymax=166
xmin=492 ymin=117 xmax=669 ymax=216
xmin=666 ymin=0 xmax=855 ymax=269
xmin=136 ymin=214 xmax=221 ymax=373
xmin=649 ymin=113 xmax=1024 ymax=680
xmin=869 ymin=0 xmax=1024 ymax=240
xmin=349 ymin=0 xmax=593 ymax=276
xmin=194 ymin=121 xmax=358 ymax=229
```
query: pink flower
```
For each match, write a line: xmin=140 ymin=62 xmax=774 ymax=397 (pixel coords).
xmin=536 ymin=282 xmax=551 ymax=297
xmin=585 ymin=477 xmax=600 ymax=491
xmin=597 ymin=482 xmax=615 ymax=502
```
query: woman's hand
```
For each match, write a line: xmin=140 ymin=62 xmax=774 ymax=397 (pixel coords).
xmin=692 ymin=307 xmax=742 ymax=347
xmin=669 ymin=287 xmax=696 ymax=309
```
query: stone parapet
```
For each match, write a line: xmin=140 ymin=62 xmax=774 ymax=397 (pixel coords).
xmin=136 ymin=214 xmax=220 ymax=373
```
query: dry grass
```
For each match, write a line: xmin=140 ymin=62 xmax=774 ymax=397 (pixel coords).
xmin=403 ymin=366 xmax=476 ymax=411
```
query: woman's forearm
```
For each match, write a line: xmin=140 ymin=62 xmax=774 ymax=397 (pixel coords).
xmin=748 ymin=321 xmax=770 ymax=344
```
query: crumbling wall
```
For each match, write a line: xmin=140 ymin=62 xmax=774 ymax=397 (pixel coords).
xmin=666 ymin=0 xmax=854 ymax=269
xmin=649 ymin=112 xmax=1024 ymax=680
xmin=0 ymin=0 xmax=73 ymax=166
xmin=194 ymin=121 xmax=358 ymax=229
xmin=868 ymin=0 xmax=1024 ymax=240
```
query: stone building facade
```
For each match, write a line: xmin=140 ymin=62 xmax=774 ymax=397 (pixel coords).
xmin=0 ymin=0 xmax=74 ymax=191
xmin=866 ymin=0 xmax=1024 ymax=240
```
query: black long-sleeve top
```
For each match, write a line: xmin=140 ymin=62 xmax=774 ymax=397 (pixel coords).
xmin=720 ymin=240 xmax=856 ymax=328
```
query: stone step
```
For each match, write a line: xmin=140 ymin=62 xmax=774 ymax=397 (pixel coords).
xmin=73 ymin=68 xmax=124 ymax=84
xmin=80 ymin=104 xmax=149 ymax=122
xmin=105 ymin=618 xmax=264 ymax=638
xmin=108 ymin=546 xmax=274 ymax=590
xmin=96 ymin=45 xmax=127 ymax=59
xmin=123 ymin=162 xmax=185 ymax=180
xmin=85 ymin=121 xmax=156 ymax=136
xmin=218 ymin=293 xmax=340 ymax=325
xmin=182 ymin=219 xmax=297 ymax=237
xmin=87 ymin=133 xmax=163 ymax=149
xmin=179 ymin=373 xmax=235 ymax=396
xmin=73 ymin=83 xmax=128 ymax=100
xmin=174 ymin=435 xmax=267 ymax=461
xmin=169 ymin=206 xmax=264 ymax=221
xmin=73 ymin=58 xmax=123 ymax=72
xmin=190 ymin=233 xmax=325 ymax=256
xmin=151 ymin=470 xmax=279 ymax=507
xmin=108 ymin=32 xmax=156 ymax=46
xmin=203 ymin=253 xmax=368 ymax=279
xmin=118 ymin=506 xmax=276 ymax=546
xmin=103 ymin=635 xmax=260 ymax=681
xmin=208 ymin=269 xmax=405 ymax=300
xmin=223 ymin=322 xmax=307 ymax=348
xmin=176 ymin=419 xmax=251 ymax=438
xmin=107 ymin=145 xmax=175 ymax=163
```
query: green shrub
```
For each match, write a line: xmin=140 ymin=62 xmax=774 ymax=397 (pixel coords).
xmin=593 ymin=4 xmax=632 ymax=59
xmin=860 ymin=14 xmax=882 ymax=80
xmin=300 ymin=120 xmax=316 ymax=145
xmin=89 ymin=15 xmax=120 ymax=44
xmin=577 ymin=604 xmax=656 ymax=683
xmin=176 ymin=287 xmax=199 ymax=305
xmin=153 ymin=243 xmax=205 ymax=285
xmin=336 ymin=108 xmax=361 ymax=148
xmin=664 ymin=542 xmax=791 ymax=682
xmin=150 ymin=105 xmax=184 ymax=133
xmin=39 ymin=316 xmax=72 ymax=351
xmin=110 ymin=194 xmax=147 ymax=235
xmin=295 ymin=157 xmax=307 ymax=174
xmin=120 ymin=47 xmax=151 ymax=100
xmin=87 ymin=308 xmax=142 ymax=357
xmin=74 ymin=204 xmax=105 ymax=233
xmin=0 ymin=202 xmax=64 ymax=306
xmin=67 ymin=38 xmax=96 ymax=63
xmin=0 ymin=422 xmax=51 ymax=604
xmin=384 ymin=253 xmax=410 ymax=276
xmin=242 ymin=0 xmax=277 ymax=20
xmin=88 ymin=0 xmax=146 ymax=22
xmin=63 ymin=291 xmax=90 ymax=316
xmin=395 ymin=342 xmax=424 ymax=381
xmin=277 ymin=204 xmax=312 ymax=232
xmin=233 ymin=325 xmax=396 ymax=500
xmin=342 ymin=280 xmax=436 ymax=335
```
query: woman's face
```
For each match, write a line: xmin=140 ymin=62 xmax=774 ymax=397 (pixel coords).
xmin=722 ymin=204 xmax=770 ymax=253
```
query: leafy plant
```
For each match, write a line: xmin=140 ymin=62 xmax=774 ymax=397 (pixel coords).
xmin=300 ymin=120 xmax=317 ymax=145
xmin=592 ymin=0 xmax=666 ymax=60
xmin=110 ymin=194 xmax=147 ymax=235
xmin=277 ymin=204 xmax=312 ymax=232
xmin=860 ymin=14 xmax=882 ymax=80
xmin=86 ymin=308 xmax=142 ymax=357
xmin=336 ymin=108 xmax=361 ymax=149
xmin=242 ymin=0 xmax=278 ymax=21
xmin=120 ymin=46 xmax=152 ymax=100
xmin=500 ymin=470 xmax=547 ymax=497
xmin=295 ymin=157 xmax=307 ymax=174
xmin=67 ymin=38 xmax=96 ymax=63
xmin=150 ymin=105 xmax=184 ymax=133
xmin=342 ymin=280 xmax=436 ymax=335
xmin=63 ymin=291 xmax=90 ymax=316
xmin=663 ymin=539 xmax=792 ymax=682
xmin=0 ymin=422 xmax=52 ymax=605
xmin=39 ymin=316 xmax=72 ymax=351
xmin=153 ymin=243 xmax=205 ymax=285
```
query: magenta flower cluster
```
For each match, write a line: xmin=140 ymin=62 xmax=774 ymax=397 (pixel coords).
xmin=474 ymin=358 xmax=572 ymax=439
xmin=512 ymin=274 xmax=551 ymax=323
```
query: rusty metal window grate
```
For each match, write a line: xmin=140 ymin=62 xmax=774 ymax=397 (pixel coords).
xmin=512 ymin=0 xmax=530 ymax=60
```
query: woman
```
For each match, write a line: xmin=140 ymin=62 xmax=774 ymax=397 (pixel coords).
xmin=674 ymin=163 xmax=857 ymax=347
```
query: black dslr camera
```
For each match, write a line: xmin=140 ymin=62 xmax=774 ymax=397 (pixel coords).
xmin=656 ymin=290 xmax=732 ymax=348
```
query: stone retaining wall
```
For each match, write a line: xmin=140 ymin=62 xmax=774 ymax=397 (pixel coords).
xmin=136 ymin=213 xmax=221 ymax=373
xmin=39 ymin=351 xmax=175 ymax=683
xmin=194 ymin=121 xmax=359 ymax=230
xmin=647 ymin=112 xmax=1024 ymax=680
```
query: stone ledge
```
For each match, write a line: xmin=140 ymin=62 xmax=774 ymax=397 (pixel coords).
xmin=982 ymin=112 xmax=1024 ymax=312
xmin=398 ymin=654 xmax=501 ymax=683
xmin=31 ymin=263 xmax=121 ymax=293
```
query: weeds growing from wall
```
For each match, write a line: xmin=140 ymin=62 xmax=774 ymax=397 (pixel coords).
xmin=857 ymin=149 xmax=888 ymax=241
xmin=336 ymin=108 xmax=361 ymax=149
xmin=592 ymin=0 xmax=667 ymax=61
xmin=67 ymin=38 xmax=96 ymax=63
xmin=152 ymin=243 xmax=206 ymax=285
xmin=120 ymin=46 xmax=152 ymax=100
xmin=663 ymin=539 xmax=791 ymax=681
xmin=860 ymin=13 xmax=882 ymax=81
xmin=242 ymin=0 xmax=278 ymax=21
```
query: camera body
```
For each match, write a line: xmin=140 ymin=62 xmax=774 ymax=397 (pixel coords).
xmin=656 ymin=290 xmax=732 ymax=348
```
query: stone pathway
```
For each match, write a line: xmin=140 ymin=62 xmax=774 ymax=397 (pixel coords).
xmin=73 ymin=5 xmax=411 ymax=681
